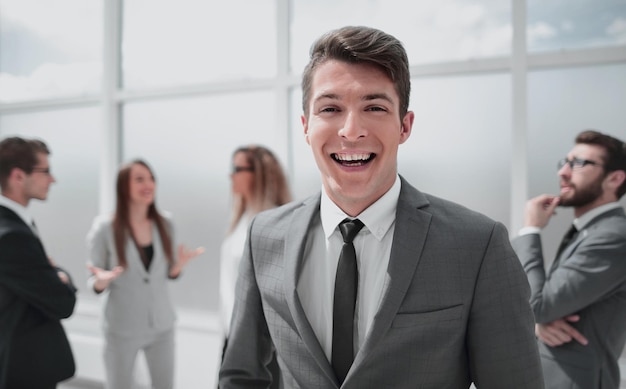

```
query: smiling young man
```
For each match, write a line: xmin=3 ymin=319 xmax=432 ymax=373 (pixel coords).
xmin=512 ymin=130 xmax=626 ymax=389
xmin=0 ymin=136 xmax=76 ymax=388
xmin=219 ymin=26 xmax=543 ymax=389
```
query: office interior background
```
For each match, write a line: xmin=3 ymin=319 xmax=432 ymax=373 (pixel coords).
xmin=1 ymin=0 xmax=626 ymax=387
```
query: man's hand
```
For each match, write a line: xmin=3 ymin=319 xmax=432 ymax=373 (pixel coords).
xmin=536 ymin=315 xmax=588 ymax=347
xmin=524 ymin=194 xmax=560 ymax=228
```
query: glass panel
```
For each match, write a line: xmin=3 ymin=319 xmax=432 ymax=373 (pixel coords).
xmin=290 ymin=73 xmax=512 ymax=226
xmin=0 ymin=107 xmax=101 ymax=296
xmin=122 ymin=90 xmax=285 ymax=311
xmin=122 ymin=0 xmax=276 ymax=90
xmin=0 ymin=0 xmax=102 ymax=102
xmin=400 ymin=73 xmax=512 ymax=226
xmin=528 ymin=0 xmax=626 ymax=52
xmin=290 ymin=0 xmax=511 ymax=74
xmin=528 ymin=63 xmax=626 ymax=259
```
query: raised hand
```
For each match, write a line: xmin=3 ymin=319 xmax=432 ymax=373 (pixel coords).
xmin=88 ymin=264 xmax=124 ymax=293
xmin=524 ymin=194 xmax=560 ymax=228
xmin=169 ymin=244 xmax=205 ymax=278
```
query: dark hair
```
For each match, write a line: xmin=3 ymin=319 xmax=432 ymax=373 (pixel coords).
xmin=229 ymin=145 xmax=292 ymax=232
xmin=301 ymin=26 xmax=411 ymax=119
xmin=0 ymin=137 xmax=50 ymax=190
xmin=112 ymin=159 xmax=173 ymax=268
xmin=576 ymin=129 xmax=626 ymax=198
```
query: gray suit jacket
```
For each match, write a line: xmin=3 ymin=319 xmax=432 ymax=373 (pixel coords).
xmin=220 ymin=178 xmax=543 ymax=389
xmin=512 ymin=207 xmax=626 ymax=389
xmin=86 ymin=214 xmax=177 ymax=337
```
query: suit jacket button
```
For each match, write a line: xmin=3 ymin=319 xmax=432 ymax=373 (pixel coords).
xmin=144 ymin=278 xmax=149 ymax=283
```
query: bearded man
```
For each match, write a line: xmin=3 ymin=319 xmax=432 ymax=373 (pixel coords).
xmin=512 ymin=130 xmax=626 ymax=389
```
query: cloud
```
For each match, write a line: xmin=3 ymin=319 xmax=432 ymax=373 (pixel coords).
xmin=606 ymin=17 xmax=626 ymax=43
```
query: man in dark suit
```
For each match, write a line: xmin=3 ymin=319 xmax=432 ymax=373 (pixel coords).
xmin=219 ymin=26 xmax=543 ymax=388
xmin=512 ymin=130 xmax=626 ymax=389
xmin=0 ymin=136 xmax=77 ymax=389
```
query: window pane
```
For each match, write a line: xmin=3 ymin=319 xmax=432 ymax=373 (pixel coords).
xmin=400 ymin=73 xmax=512 ymax=226
xmin=290 ymin=0 xmax=511 ymax=74
xmin=0 ymin=107 xmax=101 ymax=295
xmin=528 ymin=63 xmax=626 ymax=257
xmin=122 ymin=0 xmax=276 ymax=90
xmin=528 ymin=0 xmax=626 ymax=52
xmin=122 ymin=91 xmax=285 ymax=311
xmin=0 ymin=0 xmax=102 ymax=103
xmin=290 ymin=74 xmax=512 ymax=226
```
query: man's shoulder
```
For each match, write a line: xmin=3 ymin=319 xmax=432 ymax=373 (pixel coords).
xmin=0 ymin=207 xmax=31 ymax=240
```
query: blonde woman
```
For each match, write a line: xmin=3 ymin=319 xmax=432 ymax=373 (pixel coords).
xmin=219 ymin=145 xmax=291 ymax=386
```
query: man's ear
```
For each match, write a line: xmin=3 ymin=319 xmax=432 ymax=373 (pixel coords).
xmin=9 ymin=167 xmax=25 ymax=182
xmin=605 ymin=169 xmax=626 ymax=196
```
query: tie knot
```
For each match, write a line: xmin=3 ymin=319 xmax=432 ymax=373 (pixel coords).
xmin=339 ymin=218 xmax=364 ymax=243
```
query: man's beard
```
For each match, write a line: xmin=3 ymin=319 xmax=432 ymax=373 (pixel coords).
xmin=559 ymin=176 xmax=604 ymax=207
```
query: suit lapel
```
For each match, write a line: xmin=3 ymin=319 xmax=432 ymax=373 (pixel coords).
xmin=352 ymin=178 xmax=431 ymax=370
xmin=283 ymin=194 xmax=338 ymax=385
xmin=551 ymin=207 xmax=626 ymax=273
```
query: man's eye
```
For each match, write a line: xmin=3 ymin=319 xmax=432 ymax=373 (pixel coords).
xmin=367 ymin=106 xmax=386 ymax=112
xmin=320 ymin=107 xmax=338 ymax=113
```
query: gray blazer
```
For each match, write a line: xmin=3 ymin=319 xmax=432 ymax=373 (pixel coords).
xmin=512 ymin=207 xmax=626 ymax=389
xmin=86 ymin=215 xmax=177 ymax=337
xmin=220 ymin=177 xmax=543 ymax=389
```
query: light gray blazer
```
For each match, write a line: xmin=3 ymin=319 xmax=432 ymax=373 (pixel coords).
xmin=220 ymin=177 xmax=543 ymax=389
xmin=512 ymin=207 xmax=626 ymax=389
xmin=86 ymin=214 xmax=177 ymax=337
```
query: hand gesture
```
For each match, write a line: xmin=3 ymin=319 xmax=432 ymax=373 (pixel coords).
xmin=524 ymin=194 xmax=560 ymax=228
xmin=535 ymin=315 xmax=588 ymax=347
xmin=169 ymin=244 xmax=205 ymax=278
xmin=88 ymin=264 xmax=124 ymax=292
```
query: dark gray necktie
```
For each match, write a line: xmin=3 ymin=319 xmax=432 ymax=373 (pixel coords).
xmin=332 ymin=218 xmax=364 ymax=384
xmin=555 ymin=224 xmax=577 ymax=259
xmin=550 ymin=224 xmax=578 ymax=273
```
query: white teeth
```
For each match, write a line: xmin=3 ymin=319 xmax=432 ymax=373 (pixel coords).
xmin=335 ymin=153 xmax=371 ymax=161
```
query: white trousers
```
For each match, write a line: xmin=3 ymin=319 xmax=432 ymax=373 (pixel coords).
xmin=104 ymin=328 xmax=175 ymax=389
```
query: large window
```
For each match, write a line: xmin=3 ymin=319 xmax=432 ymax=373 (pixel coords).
xmin=122 ymin=0 xmax=277 ymax=90
xmin=0 ymin=0 xmax=102 ymax=102
xmin=1 ymin=0 xmax=625 ymax=314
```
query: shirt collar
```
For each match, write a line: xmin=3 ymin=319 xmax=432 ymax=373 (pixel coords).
xmin=320 ymin=175 xmax=400 ymax=241
xmin=573 ymin=202 xmax=622 ymax=230
xmin=0 ymin=194 xmax=34 ymax=226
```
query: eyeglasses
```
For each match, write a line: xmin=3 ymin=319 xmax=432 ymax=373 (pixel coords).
xmin=31 ymin=167 xmax=52 ymax=175
xmin=557 ymin=157 xmax=603 ymax=170
xmin=231 ymin=166 xmax=254 ymax=174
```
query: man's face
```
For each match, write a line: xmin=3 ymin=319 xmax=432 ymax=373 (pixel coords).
xmin=301 ymin=60 xmax=414 ymax=215
xmin=558 ymin=144 xmax=607 ymax=208
xmin=23 ymin=153 xmax=55 ymax=202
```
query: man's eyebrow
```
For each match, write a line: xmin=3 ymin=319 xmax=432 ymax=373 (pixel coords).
xmin=313 ymin=93 xmax=394 ymax=103
xmin=313 ymin=93 xmax=340 ymax=103
xmin=363 ymin=93 xmax=394 ymax=103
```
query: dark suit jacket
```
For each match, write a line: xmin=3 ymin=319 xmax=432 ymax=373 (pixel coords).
xmin=220 ymin=177 xmax=543 ymax=388
xmin=0 ymin=205 xmax=76 ymax=389
xmin=512 ymin=207 xmax=626 ymax=389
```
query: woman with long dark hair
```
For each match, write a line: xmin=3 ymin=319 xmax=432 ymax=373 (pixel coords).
xmin=87 ymin=159 xmax=203 ymax=389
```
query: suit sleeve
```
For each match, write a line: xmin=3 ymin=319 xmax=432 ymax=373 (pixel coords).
xmin=468 ymin=222 xmax=544 ymax=388
xmin=0 ymin=232 xmax=76 ymax=320
xmin=512 ymin=229 xmax=626 ymax=323
xmin=219 ymin=219 xmax=274 ymax=388
xmin=86 ymin=216 xmax=112 ymax=293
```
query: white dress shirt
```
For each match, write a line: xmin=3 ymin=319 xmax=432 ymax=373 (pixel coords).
xmin=219 ymin=213 xmax=253 ymax=336
xmin=297 ymin=175 xmax=400 ymax=362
